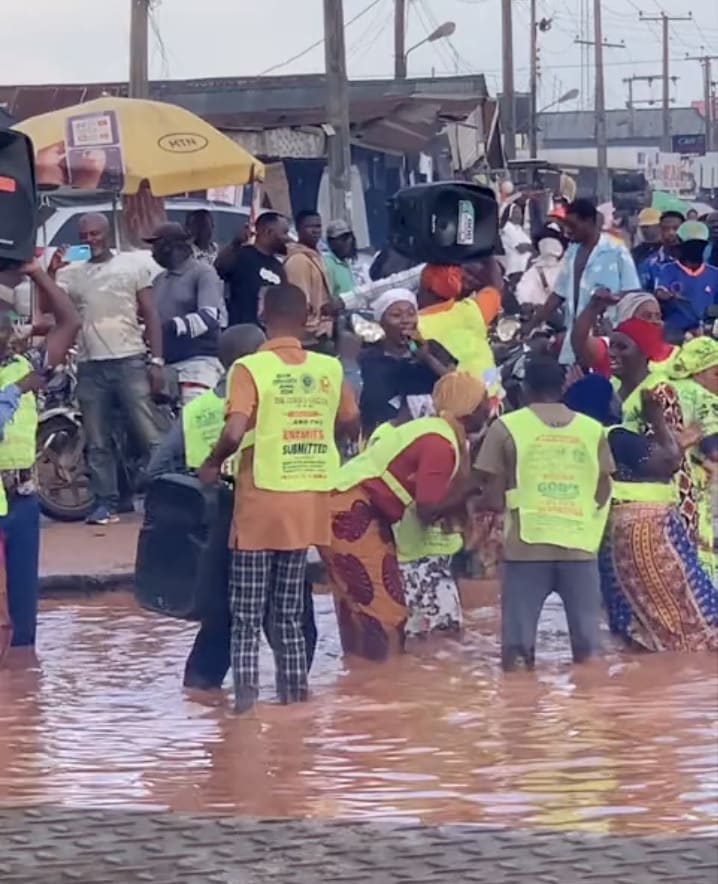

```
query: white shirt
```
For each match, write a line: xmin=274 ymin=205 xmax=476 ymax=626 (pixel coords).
xmin=501 ymin=221 xmax=532 ymax=276
xmin=58 ymin=253 xmax=153 ymax=362
xmin=515 ymin=261 xmax=562 ymax=306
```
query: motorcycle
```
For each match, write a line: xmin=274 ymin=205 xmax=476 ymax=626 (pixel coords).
xmin=35 ymin=352 xmax=175 ymax=522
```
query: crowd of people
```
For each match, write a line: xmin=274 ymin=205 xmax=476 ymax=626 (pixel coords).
xmin=0 ymin=192 xmax=717 ymax=714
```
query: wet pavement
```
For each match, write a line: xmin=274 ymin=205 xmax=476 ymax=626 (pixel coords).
xmin=0 ymin=589 xmax=716 ymax=880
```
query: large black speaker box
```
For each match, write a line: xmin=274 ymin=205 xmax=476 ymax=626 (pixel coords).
xmin=387 ymin=181 xmax=499 ymax=265
xmin=0 ymin=129 xmax=37 ymax=269
xmin=135 ymin=474 xmax=233 ymax=621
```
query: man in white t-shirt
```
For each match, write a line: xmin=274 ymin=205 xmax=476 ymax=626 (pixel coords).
xmin=53 ymin=213 xmax=166 ymax=525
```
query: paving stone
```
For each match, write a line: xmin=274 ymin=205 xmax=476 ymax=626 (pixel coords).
xmin=0 ymin=807 xmax=716 ymax=883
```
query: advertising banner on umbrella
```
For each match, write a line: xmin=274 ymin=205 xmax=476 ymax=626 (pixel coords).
xmin=18 ymin=97 xmax=264 ymax=196
xmin=64 ymin=109 xmax=125 ymax=191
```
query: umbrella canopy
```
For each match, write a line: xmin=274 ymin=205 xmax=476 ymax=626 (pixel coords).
xmin=15 ymin=96 xmax=264 ymax=197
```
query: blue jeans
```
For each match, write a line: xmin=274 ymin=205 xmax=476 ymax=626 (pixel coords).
xmin=0 ymin=493 xmax=40 ymax=646
xmin=77 ymin=357 xmax=165 ymax=509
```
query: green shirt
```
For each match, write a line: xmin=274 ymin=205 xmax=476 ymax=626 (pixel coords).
xmin=323 ymin=251 xmax=355 ymax=298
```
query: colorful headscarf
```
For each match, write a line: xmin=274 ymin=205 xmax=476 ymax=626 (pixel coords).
xmin=432 ymin=371 xmax=486 ymax=419
xmin=615 ymin=318 xmax=672 ymax=362
xmin=420 ymin=264 xmax=463 ymax=301
xmin=669 ymin=337 xmax=718 ymax=379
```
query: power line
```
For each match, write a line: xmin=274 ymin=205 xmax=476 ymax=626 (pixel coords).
xmin=258 ymin=0 xmax=385 ymax=77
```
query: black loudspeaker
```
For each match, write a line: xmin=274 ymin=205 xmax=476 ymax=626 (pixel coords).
xmin=388 ymin=181 xmax=499 ymax=265
xmin=0 ymin=129 xmax=37 ymax=269
xmin=135 ymin=474 xmax=233 ymax=621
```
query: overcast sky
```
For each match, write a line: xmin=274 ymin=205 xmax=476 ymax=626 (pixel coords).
xmin=3 ymin=0 xmax=715 ymax=112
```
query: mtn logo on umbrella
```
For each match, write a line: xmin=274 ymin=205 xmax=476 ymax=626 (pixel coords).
xmin=158 ymin=133 xmax=209 ymax=154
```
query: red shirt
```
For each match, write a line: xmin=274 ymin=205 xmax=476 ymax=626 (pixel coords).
xmin=363 ymin=433 xmax=458 ymax=523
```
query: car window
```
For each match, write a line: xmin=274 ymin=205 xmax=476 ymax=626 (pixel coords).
xmin=166 ymin=208 xmax=248 ymax=248
xmin=47 ymin=211 xmax=115 ymax=247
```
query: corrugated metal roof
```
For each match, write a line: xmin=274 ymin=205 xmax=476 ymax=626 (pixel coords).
xmin=538 ymin=107 xmax=705 ymax=143
xmin=0 ymin=75 xmax=486 ymax=156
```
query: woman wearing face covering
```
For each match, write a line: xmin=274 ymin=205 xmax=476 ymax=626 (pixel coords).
xmin=515 ymin=227 xmax=566 ymax=307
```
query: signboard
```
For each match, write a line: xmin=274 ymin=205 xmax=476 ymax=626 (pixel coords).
xmin=672 ymin=133 xmax=706 ymax=156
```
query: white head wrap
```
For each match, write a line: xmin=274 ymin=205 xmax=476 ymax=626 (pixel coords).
xmin=372 ymin=287 xmax=418 ymax=322
xmin=615 ymin=291 xmax=659 ymax=325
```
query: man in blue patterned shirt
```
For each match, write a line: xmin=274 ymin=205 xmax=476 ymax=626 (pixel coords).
xmin=637 ymin=209 xmax=684 ymax=292
xmin=530 ymin=198 xmax=640 ymax=365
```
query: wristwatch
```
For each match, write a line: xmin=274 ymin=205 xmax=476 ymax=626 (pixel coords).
xmin=149 ymin=356 xmax=165 ymax=367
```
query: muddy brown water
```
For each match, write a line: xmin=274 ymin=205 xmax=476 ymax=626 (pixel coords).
xmin=0 ymin=588 xmax=716 ymax=835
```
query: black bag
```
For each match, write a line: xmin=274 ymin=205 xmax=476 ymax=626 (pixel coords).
xmin=134 ymin=474 xmax=233 ymax=621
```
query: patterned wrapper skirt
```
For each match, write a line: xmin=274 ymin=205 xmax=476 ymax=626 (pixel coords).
xmin=599 ymin=502 xmax=718 ymax=652
xmin=400 ymin=555 xmax=462 ymax=637
xmin=0 ymin=531 xmax=11 ymax=664
xmin=319 ymin=487 xmax=407 ymax=661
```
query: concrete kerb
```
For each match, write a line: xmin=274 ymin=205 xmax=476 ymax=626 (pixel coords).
xmin=38 ymin=561 xmax=327 ymax=598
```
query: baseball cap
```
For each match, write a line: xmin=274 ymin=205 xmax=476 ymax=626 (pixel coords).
xmin=638 ymin=207 xmax=661 ymax=226
xmin=144 ymin=222 xmax=191 ymax=244
xmin=326 ymin=219 xmax=352 ymax=238
xmin=677 ymin=220 xmax=710 ymax=243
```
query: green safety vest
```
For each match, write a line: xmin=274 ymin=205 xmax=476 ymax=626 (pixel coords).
xmin=231 ymin=350 xmax=342 ymax=492
xmin=347 ymin=417 xmax=463 ymax=562
xmin=182 ymin=389 xmax=226 ymax=471
xmin=501 ymin=407 xmax=609 ymax=554
xmin=0 ymin=356 xmax=37 ymax=472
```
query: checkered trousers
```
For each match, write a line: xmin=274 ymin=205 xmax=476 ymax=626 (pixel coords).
xmin=228 ymin=549 xmax=309 ymax=702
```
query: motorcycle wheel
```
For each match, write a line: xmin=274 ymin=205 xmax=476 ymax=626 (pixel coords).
xmin=35 ymin=415 xmax=94 ymax=522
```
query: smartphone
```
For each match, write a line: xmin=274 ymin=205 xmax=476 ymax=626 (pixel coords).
xmin=64 ymin=244 xmax=91 ymax=262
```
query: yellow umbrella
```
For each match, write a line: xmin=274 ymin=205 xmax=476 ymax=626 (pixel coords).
xmin=15 ymin=96 xmax=264 ymax=196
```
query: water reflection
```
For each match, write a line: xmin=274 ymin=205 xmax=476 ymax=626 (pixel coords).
xmin=0 ymin=590 xmax=715 ymax=835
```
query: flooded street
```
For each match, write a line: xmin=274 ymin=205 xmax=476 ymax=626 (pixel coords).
xmin=0 ymin=589 xmax=716 ymax=837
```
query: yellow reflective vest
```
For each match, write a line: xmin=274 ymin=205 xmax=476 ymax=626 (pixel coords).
xmin=0 ymin=356 xmax=37 ymax=472
xmin=347 ymin=417 xmax=463 ymax=562
xmin=182 ymin=389 xmax=225 ymax=471
xmin=501 ymin=407 xmax=609 ymax=554
xmin=233 ymin=350 xmax=342 ymax=492
xmin=418 ymin=298 xmax=495 ymax=380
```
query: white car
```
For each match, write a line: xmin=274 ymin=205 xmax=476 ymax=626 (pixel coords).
xmin=10 ymin=196 xmax=251 ymax=320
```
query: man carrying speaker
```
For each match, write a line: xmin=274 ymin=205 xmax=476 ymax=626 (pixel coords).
xmin=144 ymin=322 xmax=320 ymax=691
xmin=0 ymin=258 xmax=81 ymax=656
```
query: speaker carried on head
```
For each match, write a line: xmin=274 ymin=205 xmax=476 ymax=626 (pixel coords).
xmin=387 ymin=181 xmax=499 ymax=265
xmin=0 ymin=129 xmax=37 ymax=269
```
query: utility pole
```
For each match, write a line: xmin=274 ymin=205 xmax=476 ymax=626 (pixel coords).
xmin=324 ymin=0 xmax=352 ymax=223
xmin=129 ymin=0 xmax=150 ymax=99
xmin=394 ymin=0 xmax=407 ymax=79
xmin=575 ymin=3 xmax=623 ymax=204
xmin=592 ymin=0 xmax=609 ymax=204
xmin=623 ymin=74 xmax=674 ymax=137
xmin=528 ymin=0 xmax=538 ymax=158
xmin=639 ymin=11 xmax=692 ymax=151
xmin=501 ymin=0 xmax=516 ymax=161
xmin=686 ymin=54 xmax=718 ymax=152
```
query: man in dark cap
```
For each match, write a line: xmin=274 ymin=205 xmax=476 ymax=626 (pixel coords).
xmin=324 ymin=219 xmax=356 ymax=299
xmin=148 ymin=222 xmax=225 ymax=404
